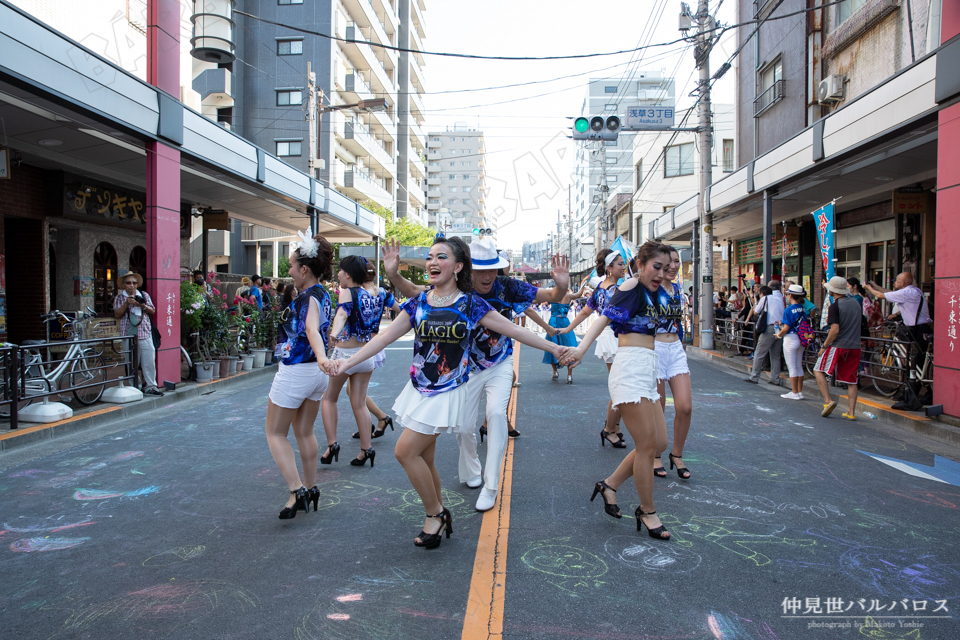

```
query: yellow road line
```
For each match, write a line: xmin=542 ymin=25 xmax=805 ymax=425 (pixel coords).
xmin=461 ymin=345 xmax=520 ymax=640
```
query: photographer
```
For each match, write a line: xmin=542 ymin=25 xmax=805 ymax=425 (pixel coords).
xmin=113 ymin=272 xmax=163 ymax=397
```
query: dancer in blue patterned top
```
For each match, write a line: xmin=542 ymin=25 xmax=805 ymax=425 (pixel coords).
xmin=524 ymin=280 xmax=590 ymax=384
xmin=350 ymin=281 xmax=403 ymax=441
xmin=383 ymin=236 xmax=570 ymax=513
xmin=321 ymin=255 xmax=386 ymax=468
xmin=266 ymin=232 xmax=335 ymax=520
xmin=560 ymin=248 xmax=628 ymax=448
xmin=570 ymin=241 xmax=675 ymax=541
xmin=653 ymin=248 xmax=693 ymax=480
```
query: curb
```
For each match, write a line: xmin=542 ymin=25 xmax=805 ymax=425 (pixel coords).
xmin=686 ymin=347 xmax=960 ymax=448
xmin=0 ymin=364 xmax=278 ymax=454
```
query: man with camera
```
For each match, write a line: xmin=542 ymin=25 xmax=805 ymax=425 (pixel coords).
xmin=113 ymin=272 xmax=163 ymax=397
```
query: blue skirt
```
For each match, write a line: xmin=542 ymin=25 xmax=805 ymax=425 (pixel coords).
xmin=543 ymin=315 xmax=578 ymax=364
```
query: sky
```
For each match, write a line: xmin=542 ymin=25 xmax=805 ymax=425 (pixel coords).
xmin=420 ymin=0 xmax=737 ymax=250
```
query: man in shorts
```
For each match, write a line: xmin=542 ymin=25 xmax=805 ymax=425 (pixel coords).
xmin=815 ymin=276 xmax=863 ymax=420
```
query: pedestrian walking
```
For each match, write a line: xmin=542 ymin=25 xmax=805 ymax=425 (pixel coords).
xmin=560 ymin=249 xmax=627 ymax=448
xmin=744 ymin=283 xmax=785 ymax=386
xmin=265 ymin=232 xmax=335 ymax=519
xmin=815 ymin=276 xmax=864 ymax=420
xmin=113 ymin=272 xmax=163 ymax=397
xmin=330 ymin=236 xmax=570 ymax=548
xmin=570 ymin=241 xmax=674 ymax=541
xmin=774 ymin=284 xmax=810 ymax=400
xmin=321 ymin=256 xmax=385 ymax=468
xmin=654 ymin=248 xmax=692 ymax=480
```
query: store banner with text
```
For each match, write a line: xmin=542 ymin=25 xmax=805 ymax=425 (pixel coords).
xmin=814 ymin=203 xmax=835 ymax=279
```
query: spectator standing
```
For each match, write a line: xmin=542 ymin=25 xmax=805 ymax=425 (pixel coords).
xmin=774 ymin=284 xmax=809 ymax=400
xmin=249 ymin=274 xmax=264 ymax=309
xmin=193 ymin=270 xmax=212 ymax=303
xmin=815 ymin=276 xmax=863 ymax=420
xmin=744 ymin=284 xmax=784 ymax=386
xmin=113 ymin=272 xmax=163 ymax=397
xmin=260 ymin=278 xmax=275 ymax=308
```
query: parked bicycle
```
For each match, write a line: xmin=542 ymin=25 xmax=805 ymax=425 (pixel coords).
xmin=868 ymin=321 xmax=933 ymax=398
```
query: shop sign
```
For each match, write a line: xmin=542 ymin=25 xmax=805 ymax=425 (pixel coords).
xmin=64 ymin=183 xmax=146 ymax=227
xmin=893 ymin=189 xmax=928 ymax=214
xmin=814 ymin=202 xmax=836 ymax=279
xmin=735 ymin=235 xmax=798 ymax=264
xmin=203 ymin=209 xmax=230 ymax=232
xmin=0 ymin=148 xmax=9 ymax=179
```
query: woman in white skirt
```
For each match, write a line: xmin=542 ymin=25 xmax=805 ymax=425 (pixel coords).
xmin=559 ymin=248 xmax=627 ymax=448
xmin=352 ymin=281 xmax=402 ymax=440
xmin=330 ymin=236 xmax=569 ymax=549
xmin=322 ymin=255 xmax=386 ymax=467
xmin=266 ymin=232 xmax=335 ymax=519
xmin=570 ymin=241 xmax=674 ymax=540
xmin=653 ymin=247 xmax=693 ymax=480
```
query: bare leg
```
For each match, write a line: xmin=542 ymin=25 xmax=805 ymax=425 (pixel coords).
xmin=346 ymin=371 xmax=373 ymax=458
xmin=667 ymin=374 xmax=692 ymax=476
xmin=846 ymin=382 xmax=858 ymax=415
xmin=607 ymin=400 xmax=668 ymax=534
xmin=291 ymin=399 xmax=320 ymax=489
xmin=265 ymin=399 xmax=305 ymax=509
xmin=815 ymin=370 xmax=832 ymax=404
xmin=321 ymin=374 xmax=349 ymax=454
xmin=603 ymin=363 xmax=622 ymax=437
xmin=366 ymin=395 xmax=387 ymax=421
xmin=395 ymin=430 xmax=444 ymax=541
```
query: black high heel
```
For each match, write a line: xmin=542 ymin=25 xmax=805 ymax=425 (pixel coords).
xmin=352 ymin=425 xmax=375 ymax=439
xmin=669 ymin=453 xmax=691 ymax=479
xmin=635 ymin=506 xmax=670 ymax=540
xmin=373 ymin=417 xmax=394 ymax=438
xmin=600 ymin=427 xmax=626 ymax=448
xmin=350 ymin=447 xmax=376 ymax=467
xmin=278 ymin=486 xmax=309 ymax=519
xmin=308 ymin=486 xmax=320 ymax=511
xmin=653 ymin=456 xmax=667 ymax=478
xmin=414 ymin=508 xmax=452 ymax=549
xmin=320 ymin=442 xmax=340 ymax=465
xmin=590 ymin=480 xmax=622 ymax=518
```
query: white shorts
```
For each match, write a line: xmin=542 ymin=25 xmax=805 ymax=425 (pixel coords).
xmin=608 ymin=346 xmax=660 ymax=407
xmin=594 ymin=326 xmax=618 ymax=364
xmin=268 ymin=362 xmax=329 ymax=409
xmin=655 ymin=339 xmax=690 ymax=381
xmin=333 ymin=346 xmax=376 ymax=375
xmin=392 ymin=380 xmax=470 ymax=435
xmin=372 ymin=350 xmax=386 ymax=369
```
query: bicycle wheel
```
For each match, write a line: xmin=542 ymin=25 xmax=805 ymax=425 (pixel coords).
xmin=0 ymin=375 xmax=50 ymax=418
xmin=803 ymin=339 xmax=821 ymax=377
xmin=869 ymin=348 xmax=903 ymax=397
xmin=70 ymin=352 xmax=106 ymax=405
xmin=180 ymin=347 xmax=195 ymax=382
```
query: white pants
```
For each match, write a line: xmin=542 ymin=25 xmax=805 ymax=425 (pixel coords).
xmin=137 ymin=336 xmax=158 ymax=389
xmin=457 ymin=358 xmax=513 ymax=491
xmin=782 ymin=333 xmax=804 ymax=378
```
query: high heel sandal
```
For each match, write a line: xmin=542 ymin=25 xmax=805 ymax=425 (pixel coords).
xmin=308 ymin=486 xmax=320 ymax=511
xmin=414 ymin=508 xmax=453 ymax=549
xmin=653 ymin=456 xmax=667 ymax=478
xmin=320 ymin=442 xmax=340 ymax=465
xmin=372 ymin=417 xmax=394 ymax=438
xmin=669 ymin=453 xmax=691 ymax=480
xmin=278 ymin=486 xmax=309 ymax=519
xmin=350 ymin=447 xmax=376 ymax=467
xmin=567 ymin=374 xmax=573 ymax=384
xmin=352 ymin=425 xmax=375 ymax=439
xmin=552 ymin=371 xmax=559 ymax=380
xmin=600 ymin=427 xmax=626 ymax=448
xmin=589 ymin=480 xmax=622 ymax=519
xmin=635 ymin=506 xmax=670 ymax=540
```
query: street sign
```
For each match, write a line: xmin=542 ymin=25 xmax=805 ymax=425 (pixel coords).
xmin=203 ymin=209 xmax=230 ymax=231
xmin=703 ymin=275 xmax=713 ymax=283
xmin=450 ymin=222 xmax=472 ymax=233
xmin=625 ymin=106 xmax=675 ymax=130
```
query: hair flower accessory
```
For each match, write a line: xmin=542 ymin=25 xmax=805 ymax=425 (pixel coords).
xmin=295 ymin=228 xmax=319 ymax=258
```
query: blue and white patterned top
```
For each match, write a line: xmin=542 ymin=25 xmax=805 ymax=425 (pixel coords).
xmin=656 ymin=282 xmax=685 ymax=339
xmin=275 ymin=284 xmax=333 ymax=365
xmin=587 ymin=284 xmax=618 ymax=315
xmin=336 ymin=286 xmax=388 ymax=343
xmin=603 ymin=284 xmax=660 ymax=337
xmin=470 ymin=276 xmax=538 ymax=370
xmin=401 ymin=292 xmax=493 ymax=396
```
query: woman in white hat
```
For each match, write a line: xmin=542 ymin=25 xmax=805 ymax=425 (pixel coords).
xmin=773 ymin=283 xmax=810 ymax=399
xmin=112 ymin=271 xmax=162 ymax=397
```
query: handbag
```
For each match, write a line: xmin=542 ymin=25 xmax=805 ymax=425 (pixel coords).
xmin=753 ymin=298 xmax=768 ymax=340
xmin=151 ymin=323 xmax=162 ymax=349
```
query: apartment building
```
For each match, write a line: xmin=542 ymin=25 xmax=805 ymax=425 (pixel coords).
xmin=425 ymin=127 xmax=490 ymax=244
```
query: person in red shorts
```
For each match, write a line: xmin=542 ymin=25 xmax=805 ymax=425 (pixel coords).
xmin=815 ymin=276 xmax=863 ymax=420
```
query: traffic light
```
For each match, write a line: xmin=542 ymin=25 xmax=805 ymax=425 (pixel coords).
xmin=473 ymin=228 xmax=493 ymax=236
xmin=572 ymin=115 xmax=621 ymax=141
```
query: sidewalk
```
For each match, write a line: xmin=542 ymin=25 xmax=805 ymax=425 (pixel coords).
xmin=688 ymin=346 xmax=960 ymax=448
xmin=0 ymin=363 xmax=278 ymax=453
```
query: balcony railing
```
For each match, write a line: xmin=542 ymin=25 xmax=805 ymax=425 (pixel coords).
xmin=753 ymin=80 xmax=784 ymax=117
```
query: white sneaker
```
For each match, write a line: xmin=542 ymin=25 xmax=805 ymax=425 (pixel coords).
xmin=475 ymin=488 xmax=498 ymax=512
xmin=464 ymin=476 xmax=483 ymax=489
xmin=796 ymin=393 xmax=805 ymax=400
xmin=780 ymin=392 xmax=799 ymax=400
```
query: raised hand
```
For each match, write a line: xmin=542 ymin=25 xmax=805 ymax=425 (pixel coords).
xmin=383 ymin=237 xmax=401 ymax=275
xmin=550 ymin=254 xmax=570 ymax=292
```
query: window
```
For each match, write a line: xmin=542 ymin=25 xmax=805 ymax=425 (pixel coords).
xmin=664 ymin=143 xmax=694 ymax=177
xmin=93 ymin=242 xmax=117 ymax=315
xmin=429 ymin=162 xmax=440 ymax=167
xmin=276 ymin=89 xmax=302 ymax=106
xmin=604 ymin=140 xmax=618 ymax=147
xmin=463 ymin=174 xmax=472 ymax=180
xmin=462 ymin=149 xmax=469 ymax=154
xmin=722 ymin=139 xmax=735 ymax=172
xmin=432 ymin=137 xmax=441 ymax=141
xmin=449 ymin=187 xmax=458 ymax=193
xmin=448 ymin=199 xmax=459 ymax=205
xmin=279 ymin=0 xmax=303 ymax=4
xmin=463 ymin=187 xmax=471 ymax=193
xmin=754 ymin=57 xmax=783 ymax=115
xmin=129 ymin=246 xmax=148 ymax=284
xmin=634 ymin=160 xmax=643 ymax=192
xmin=276 ymin=140 xmax=302 ymax=156
xmin=604 ymin=103 xmax=617 ymax=111
xmin=837 ymin=0 xmax=866 ymax=24
xmin=605 ymin=85 xmax=618 ymax=93
xmin=605 ymin=156 xmax=617 ymax=164
xmin=449 ymin=162 xmax=456 ymax=167
xmin=448 ymin=174 xmax=457 ymax=180
xmin=277 ymin=39 xmax=303 ymax=55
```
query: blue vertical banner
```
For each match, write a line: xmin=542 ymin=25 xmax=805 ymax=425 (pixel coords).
xmin=814 ymin=203 xmax=835 ymax=279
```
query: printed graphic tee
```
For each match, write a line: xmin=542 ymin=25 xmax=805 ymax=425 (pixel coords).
xmin=276 ymin=284 xmax=332 ymax=365
xmin=470 ymin=276 xmax=538 ymax=370
xmin=603 ymin=284 xmax=659 ymax=336
xmin=336 ymin=287 xmax=387 ymax=342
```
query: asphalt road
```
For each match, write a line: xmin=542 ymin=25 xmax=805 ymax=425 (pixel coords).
xmin=1 ymin=335 xmax=958 ymax=639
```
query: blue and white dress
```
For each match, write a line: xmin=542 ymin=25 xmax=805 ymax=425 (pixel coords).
xmin=543 ymin=303 xmax=577 ymax=365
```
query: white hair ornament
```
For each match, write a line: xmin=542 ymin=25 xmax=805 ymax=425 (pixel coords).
xmin=295 ymin=229 xmax=319 ymax=258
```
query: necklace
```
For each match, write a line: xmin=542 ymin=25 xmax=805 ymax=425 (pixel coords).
xmin=431 ymin=289 xmax=458 ymax=305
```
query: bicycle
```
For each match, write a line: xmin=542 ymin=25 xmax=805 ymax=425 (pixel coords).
xmin=0 ymin=309 xmax=108 ymax=416
xmin=180 ymin=330 xmax=213 ymax=382
xmin=868 ymin=321 xmax=933 ymax=398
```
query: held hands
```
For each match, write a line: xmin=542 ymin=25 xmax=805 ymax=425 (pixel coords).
xmin=558 ymin=347 xmax=583 ymax=368
xmin=318 ymin=359 xmax=334 ymax=375
xmin=547 ymin=327 xmax=559 ymax=337
xmin=328 ymin=359 xmax=352 ymax=376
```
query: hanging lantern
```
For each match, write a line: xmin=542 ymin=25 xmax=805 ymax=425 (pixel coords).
xmin=190 ymin=0 xmax=236 ymax=64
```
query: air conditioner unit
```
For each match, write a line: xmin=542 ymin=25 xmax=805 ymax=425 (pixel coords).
xmin=818 ymin=75 xmax=845 ymax=104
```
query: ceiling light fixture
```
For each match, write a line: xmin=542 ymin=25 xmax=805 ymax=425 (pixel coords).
xmin=38 ymin=139 xmax=62 ymax=146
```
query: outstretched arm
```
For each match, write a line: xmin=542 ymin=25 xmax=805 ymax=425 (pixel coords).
xmin=479 ymin=310 xmax=567 ymax=361
xmin=524 ymin=308 xmax=556 ymax=335
xmin=330 ymin=310 xmax=412 ymax=375
xmin=383 ymin=237 xmax=428 ymax=299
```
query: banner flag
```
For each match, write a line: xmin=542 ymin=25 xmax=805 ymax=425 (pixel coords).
xmin=814 ymin=203 xmax=835 ymax=279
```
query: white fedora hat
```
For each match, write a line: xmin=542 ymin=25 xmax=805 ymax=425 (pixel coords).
xmin=470 ymin=237 xmax=509 ymax=270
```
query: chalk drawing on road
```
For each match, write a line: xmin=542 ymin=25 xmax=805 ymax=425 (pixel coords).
xmin=9 ymin=537 xmax=91 ymax=552
xmin=521 ymin=541 xmax=608 ymax=597
xmin=708 ymin=610 xmax=783 ymax=639
xmin=2 ymin=516 xmax=96 ymax=533
xmin=142 ymin=545 xmax=206 ymax=566
xmin=388 ymin=488 xmax=468 ymax=523
xmin=679 ymin=515 xmax=816 ymax=567
xmin=886 ymin=489 xmax=960 ymax=510
xmin=74 ymin=486 xmax=160 ymax=500
xmin=604 ymin=535 xmax=701 ymax=573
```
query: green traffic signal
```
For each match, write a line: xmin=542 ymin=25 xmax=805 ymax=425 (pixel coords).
xmin=574 ymin=117 xmax=589 ymax=133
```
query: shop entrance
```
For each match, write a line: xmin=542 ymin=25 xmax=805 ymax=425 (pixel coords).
xmin=4 ymin=217 xmax=46 ymax=343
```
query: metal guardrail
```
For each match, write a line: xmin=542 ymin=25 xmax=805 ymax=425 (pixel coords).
xmin=1 ymin=336 xmax=138 ymax=431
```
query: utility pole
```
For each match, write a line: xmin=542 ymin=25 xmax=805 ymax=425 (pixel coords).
xmin=694 ymin=0 xmax=715 ymax=349
xmin=307 ymin=62 xmax=316 ymax=177
xmin=568 ymin=184 xmax=574 ymax=272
